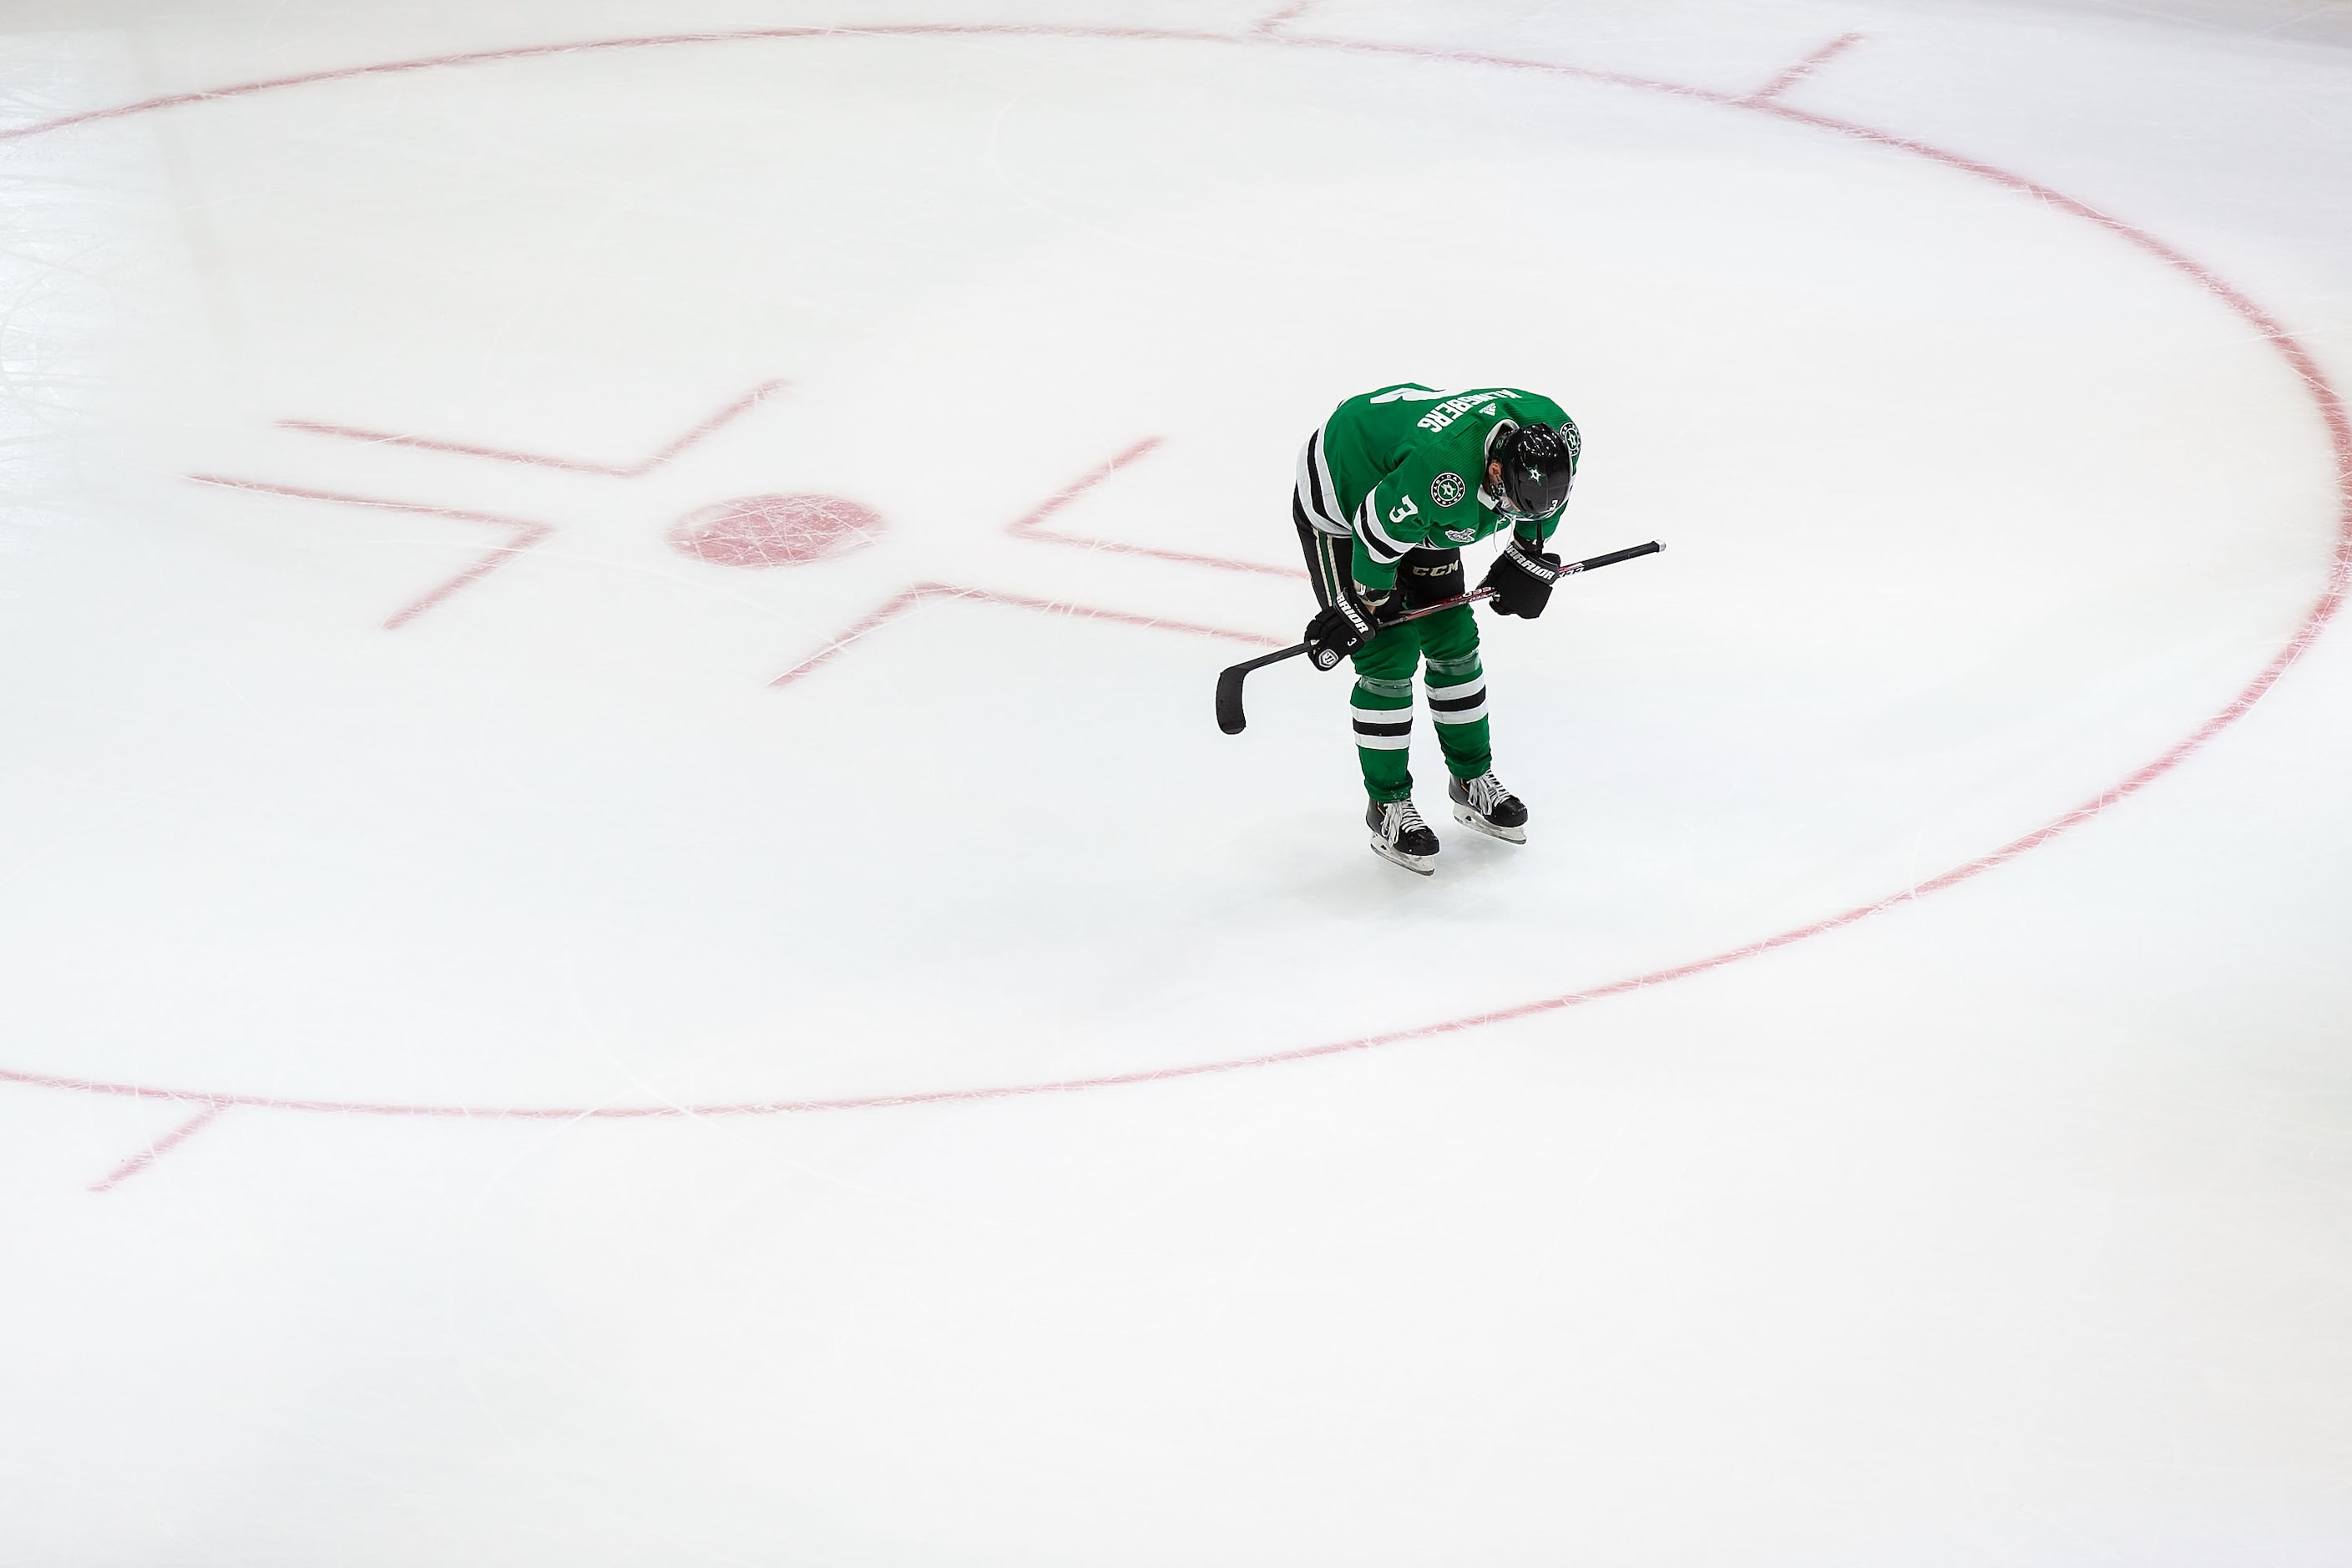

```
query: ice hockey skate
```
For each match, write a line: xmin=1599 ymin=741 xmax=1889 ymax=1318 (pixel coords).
xmin=1448 ymin=771 xmax=1529 ymax=844
xmin=1367 ymin=798 xmax=1440 ymax=875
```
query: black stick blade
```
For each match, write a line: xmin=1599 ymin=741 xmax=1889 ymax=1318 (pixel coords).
xmin=1215 ymin=642 xmax=1310 ymax=735
xmin=1216 ymin=663 xmax=1252 ymax=734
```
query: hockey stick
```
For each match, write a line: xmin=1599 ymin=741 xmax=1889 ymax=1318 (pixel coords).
xmin=1214 ymin=539 xmax=1662 ymax=735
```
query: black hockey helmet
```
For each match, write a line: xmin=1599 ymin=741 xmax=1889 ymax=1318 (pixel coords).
xmin=1490 ymin=419 xmax=1580 ymax=520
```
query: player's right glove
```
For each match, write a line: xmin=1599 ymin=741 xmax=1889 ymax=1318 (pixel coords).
xmin=1303 ymin=590 xmax=1388 ymax=670
xmin=1480 ymin=536 xmax=1562 ymax=619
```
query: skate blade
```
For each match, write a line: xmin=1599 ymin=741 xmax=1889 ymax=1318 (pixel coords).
xmin=1368 ymin=837 xmax=1437 ymax=876
xmin=1451 ymin=802 xmax=1527 ymax=844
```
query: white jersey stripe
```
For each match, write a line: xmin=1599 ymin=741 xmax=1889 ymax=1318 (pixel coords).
xmin=1293 ymin=430 xmax=1349 ymax=535
xmin=1356 ymin=495 xmax=1408 ymax=562
xmin=1311 ymin=423 xmax=1343 ymax=527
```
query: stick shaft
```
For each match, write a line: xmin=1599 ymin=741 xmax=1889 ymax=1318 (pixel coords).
xmin=1214 ymin=539 xmax=1662 ymax=734
xmin=1556 ymin=540 xmax=1662 ymax=576
xmin=1385 ymin=585 xmax=1495 ymax=626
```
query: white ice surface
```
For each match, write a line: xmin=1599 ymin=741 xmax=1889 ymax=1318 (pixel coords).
xmin=2 ymin=2 xmax=2350 ymax=1563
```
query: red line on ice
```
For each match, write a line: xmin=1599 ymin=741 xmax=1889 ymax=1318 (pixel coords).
xmin=0 ymin=22 xmax=2340 ymax=1120
xmin=1746 ymin=33 xmax=1865 ymax=104
xmin=188 ymin=474 xmax=556 ymax=628
xmin=771 ymin=579 xmax=1281 ymax=688
xmin=0 ymin=25 xmax=1721 ymax=149
xmin=1254 ymin=2 xmax=1321 ymax=35
xmin=1008 ymin=437 xmax=1306 ymax=579
xmin=280 ymin=378 xmax=787 ymax=478
xmin=88 ymin=1101 xmax=227 ymax=1192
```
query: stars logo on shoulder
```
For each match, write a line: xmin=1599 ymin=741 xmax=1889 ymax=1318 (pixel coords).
xmin=1429 ymin=471 xmax=1467 ymax=508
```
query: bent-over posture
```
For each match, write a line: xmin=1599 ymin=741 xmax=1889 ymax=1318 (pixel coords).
xmin=1291 ymin=382 xmax=1579 ymax=874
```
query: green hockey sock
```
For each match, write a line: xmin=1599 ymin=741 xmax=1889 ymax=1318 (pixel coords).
xmin=1349 ymin=670 xmax=1415 ymax=803
xmin=1424 ymin=646 xmax=1492 ymax=780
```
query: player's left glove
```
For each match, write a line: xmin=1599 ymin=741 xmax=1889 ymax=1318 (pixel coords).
xmin=1480 ymin=537 xmax=1561 ymax=619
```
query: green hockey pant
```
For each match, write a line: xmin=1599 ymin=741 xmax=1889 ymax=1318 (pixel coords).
xmin=1293 ymin=508 xmax=1493 ymax=804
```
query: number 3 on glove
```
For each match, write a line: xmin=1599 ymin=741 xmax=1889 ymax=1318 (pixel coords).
xmin=1303 ymin=594 xmax=1383 ymax=670
xmin=1480 ymin=538 xmax=1561 ymax=619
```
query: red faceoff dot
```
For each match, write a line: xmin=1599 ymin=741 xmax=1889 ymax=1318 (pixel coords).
xmin=667 ymin=493 xmax=882 ymax=568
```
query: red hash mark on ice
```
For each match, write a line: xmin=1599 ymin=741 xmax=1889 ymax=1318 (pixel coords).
xmin=1253 ymin=0 xmax=1321 ymax=34
xmin=281 ymin=378 xmax=788 ymax=478
xmin=189 ymin=475 xmax=555 ymax=629
xmin=1746 ymin=32 xmax=1864 ymax=104
xmin=770 ymin=582 xmax=1279 ymax=689
xmin=775 ymin=438 xmax=1300 ymax=686
xmin=89 ymin=1100 xmax=227 ymax=1193
xmin=1008 ymin=437 xmax=1305 ymax=579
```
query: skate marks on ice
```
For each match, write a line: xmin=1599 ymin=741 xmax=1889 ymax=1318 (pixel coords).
xmin=0 ymin=22 xmax=2344 ymax=1125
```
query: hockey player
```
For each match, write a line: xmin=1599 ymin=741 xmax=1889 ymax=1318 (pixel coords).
xmin=1292 ymin=383 xmax=1579 ymax=874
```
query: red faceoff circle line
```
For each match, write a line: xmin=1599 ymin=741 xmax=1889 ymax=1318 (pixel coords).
xmin=3 ymin=23 xmax=2346 ymax=1120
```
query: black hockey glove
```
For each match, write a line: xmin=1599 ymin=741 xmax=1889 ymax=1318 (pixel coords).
xmin=1303 ymin=589 xmax=1390 ymax=670
xmin=1480 ymin=537 xmax=1561 ymax=619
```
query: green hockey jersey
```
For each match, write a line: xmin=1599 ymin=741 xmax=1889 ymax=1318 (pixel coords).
xmin=1295 ymin=383 xmax=1578 ymax=592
